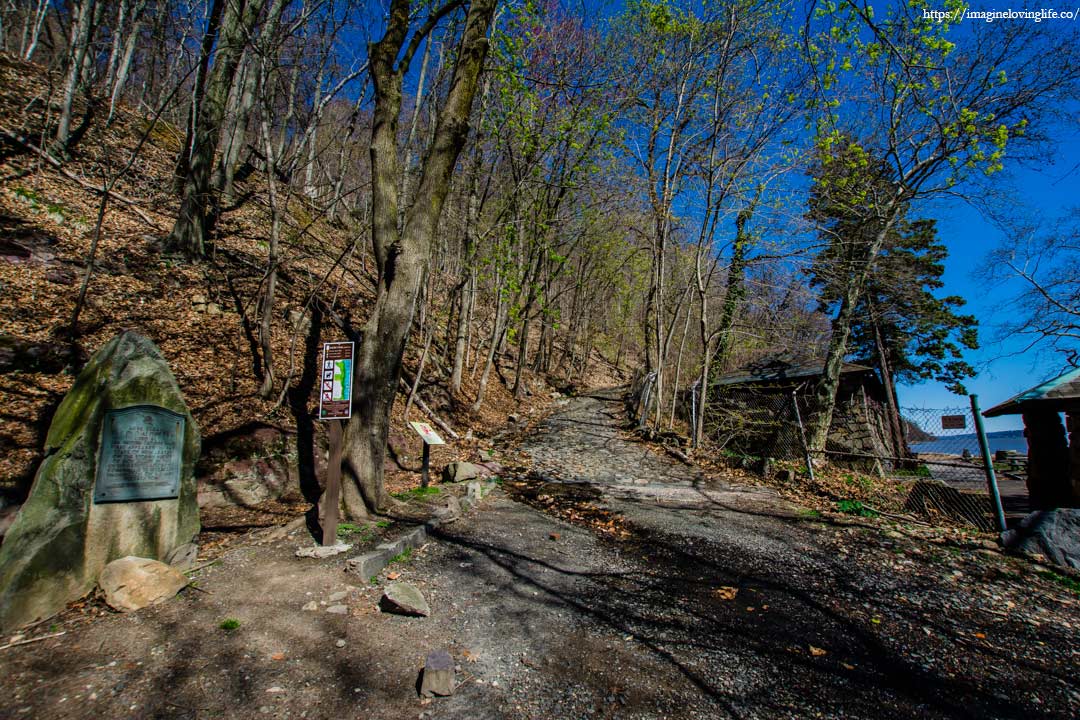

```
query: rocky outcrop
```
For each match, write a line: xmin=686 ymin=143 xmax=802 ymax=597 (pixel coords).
xmin=0 ymin=331 xmax=200 ymax=631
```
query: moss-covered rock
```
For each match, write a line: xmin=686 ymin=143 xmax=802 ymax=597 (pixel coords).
xmin=0 ymin=331 xmax=200 ymax=631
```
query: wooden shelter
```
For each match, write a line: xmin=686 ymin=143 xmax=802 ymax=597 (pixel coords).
xmin=707 ymin=357 xmax=899 ymax=467
xmin=984 ymin=367 xmax=1080 ymax=509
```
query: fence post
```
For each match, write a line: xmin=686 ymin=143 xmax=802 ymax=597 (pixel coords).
xmin=792 ymin=389 xmax=815 ymax=483
xmin=690 ymin=379 xmax=699 ymax=448
xmin=969 ymin=394 xmax=1008 ymax=535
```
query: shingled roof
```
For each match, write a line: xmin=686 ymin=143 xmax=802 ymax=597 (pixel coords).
xmin=983 ymin=366 xmax=1080 ymax=417
xmin=712 ymin=358 xmax=875 ymax=388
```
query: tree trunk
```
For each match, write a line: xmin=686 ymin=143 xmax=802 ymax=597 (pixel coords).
xmin=54 ymin=0 xmax=96 ymax=150
xmin=341 ymin=0 xmax=496 ymax=518
xmin=167 ymin=0 xmax=267 ymax=257
xmin=107 ymin=1 xmax=147 ymax=123
xmin=808 ymin=218 xmax=897 ymax=451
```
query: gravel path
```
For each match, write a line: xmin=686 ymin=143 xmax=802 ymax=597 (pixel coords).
xmin=1 ymin=390 xmax=1077 ymax=719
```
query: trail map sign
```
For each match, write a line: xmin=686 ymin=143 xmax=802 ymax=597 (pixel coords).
xmin=409 ymin=421 xmax=445 ymax=446
xmin=941 ymin=414 xmax=967 ymax=430
xmin=319 ymin=342 xmax=354 ymax=420
xmin=94 ymin=405 xmax=184 ymax=503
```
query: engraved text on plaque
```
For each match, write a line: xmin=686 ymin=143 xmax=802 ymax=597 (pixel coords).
xmin=94 ymin=405 xmax=184 ymax=503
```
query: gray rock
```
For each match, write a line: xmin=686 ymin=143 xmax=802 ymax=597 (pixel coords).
xmin=0 ymin=331 xmax=201 ymax=631
xmin=419 ymin=649 xmax=455 ymax=697
xmin=326 ymin=604 xmax=349 ymax=615
xmin=165 ymin=542 xmax=198 ymax=570
xmin=346 ymin=551 xmax=387 ymax=579
xmin=467 ymin=482 xmax=483 ymax=503
xmin=380 ymin=582 xmax=431 ymax=617
xmin=335 ymin=639 xmax=346 ymax=648
xmin=223 ymin=477 xmax=271 ymax=507
xmin=328 ymin=590 xmax=349 ymax=602
xmin=433 ymin=495 xmax=462 ymax=523
xmin=295 ymin=543 xmax=350 ymax=558
xmin=1007 ymin=509 xmax=1080 ymax=571
xmin=441 ymin=461 xmax=486 ymax=483
xmin=98 ymin=556 xmax=188 ymax=612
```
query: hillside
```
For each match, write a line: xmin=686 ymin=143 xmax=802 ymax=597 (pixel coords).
xmin=0 ymin=52 xmax=617 ymax=518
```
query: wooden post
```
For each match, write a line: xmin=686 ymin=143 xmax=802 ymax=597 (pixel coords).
xmin=421 ymin=441 xmax=431 ymax=489
xmin=322 ymin=419 xmax=343 ymax=546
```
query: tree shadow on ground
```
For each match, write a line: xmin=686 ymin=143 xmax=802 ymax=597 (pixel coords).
xmin=429 ymin=509 xmax=1062 ymax=720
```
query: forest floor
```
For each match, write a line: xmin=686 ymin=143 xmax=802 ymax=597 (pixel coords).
xmin=2 ymin=389 xmax=1078 ymax=720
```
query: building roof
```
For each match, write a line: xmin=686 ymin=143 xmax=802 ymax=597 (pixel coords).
xmin=712 ymin=359 xmax=875 ymax=388
xmin=983 ymin=366 xmax=1080 ymax=417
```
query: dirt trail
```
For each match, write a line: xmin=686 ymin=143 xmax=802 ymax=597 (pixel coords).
xmin=2 ymin=391 xmax=1078 ymax=719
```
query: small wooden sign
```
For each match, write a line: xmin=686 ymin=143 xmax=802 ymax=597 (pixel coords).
xmin=410 ymin=421 xmax=445 ymax=446
xmin=941 ymin=414 xmax=967 ymax=430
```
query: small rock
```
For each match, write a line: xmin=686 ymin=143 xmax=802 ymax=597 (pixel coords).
xmin=302 ymin=601 xmax=318 ymax=611
xmin=335 ymin=639 xmax=347 ymax=648
xmin=328 ymin=590 xmax=349 ymax=602
xmin=266 ymin=687 xmax=285 ymax=694
xmin=165 ymin=542 xmax=198 ymax=570
xmin=379 ymin=582 xmax=431 ymax=617
xmin=441 ymin=462 xmax=487 ymax=483
xmin=295 ymin=543 xmax=351 ymax=558
xmin=326 ymin=605 xmax=348 ymax=615
xmin=419 ymin=649 xmax=455 ymax=697
xmin=98 ymin=557 xmax=188 ymax=612
xmin=433 ymin=495 xmax=462 ymax=523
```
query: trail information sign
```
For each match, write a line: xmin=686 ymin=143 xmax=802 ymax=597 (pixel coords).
xmin=409 ymin=421 xmax=445 ymax=446
xmin=319 ymin=342 xmax=354 ymax=420
xmin=94 ymin=405 xmax=184 ymax=503
xmin=941 ymin=414 xmax=967 ymax=430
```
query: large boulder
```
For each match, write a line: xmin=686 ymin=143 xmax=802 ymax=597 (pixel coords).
xmin=1007 ymin=509 xmax=1080 ymax=571
xmin=0 ymin=331 xmax=200 ymax=631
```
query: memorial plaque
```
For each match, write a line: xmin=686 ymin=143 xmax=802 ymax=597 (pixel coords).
xmin=94 ymin=405 xmax=185 ymax=504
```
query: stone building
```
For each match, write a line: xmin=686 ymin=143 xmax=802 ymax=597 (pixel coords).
xmin=984 ymin=367 xmax=1080 ymax=510
xmin=707 ymin=357 xmax=899 ymax=471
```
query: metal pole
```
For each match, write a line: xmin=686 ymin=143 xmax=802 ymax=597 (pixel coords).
xmin=421 ymin=442 xmax=431 ymax=489
xmin=792 ymin=389 xmax=815 ymax=483
xmin=690 ymin=380 xmax=698 ymax=448
xmin=970 ymin=394 xmax=1007 ymax=535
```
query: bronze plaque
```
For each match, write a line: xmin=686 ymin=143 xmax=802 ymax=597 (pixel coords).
xmin=941 ymin=414 xmax=967 ymax=430
xmin=94 ymin=405 xmax=184 ymax=503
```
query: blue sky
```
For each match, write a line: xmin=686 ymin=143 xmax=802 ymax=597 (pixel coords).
xmin=897 ymin=125 xmax=1080 ymax=431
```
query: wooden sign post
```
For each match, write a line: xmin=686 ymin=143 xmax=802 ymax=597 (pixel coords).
xmin=409 ymin=421 xmax=445 ymax=488
xmin=318 ymin=341 xmax=354 ymax=546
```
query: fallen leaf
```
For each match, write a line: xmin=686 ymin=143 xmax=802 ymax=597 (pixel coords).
xmin=841 ymin=662 xmax=855 ymax=670
xmin=386 ymin=571 xmax=401 ymax=580
xmin=809 ymin=646 xmax=827 ymax=657
xmin=714 ymin=586 xmax=738 ymax=600
xmin=746 ymin=606 xmax=756 ymax=612
xmin=973 ymin=632 xmax=986 ymax=639
xmin=462 ymin=649 xmax=478 ymax=663
xmin=271 ymin=653 xmax=286 ymax=661
xmin=549 ymin=533 xmax=560 ymax=541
